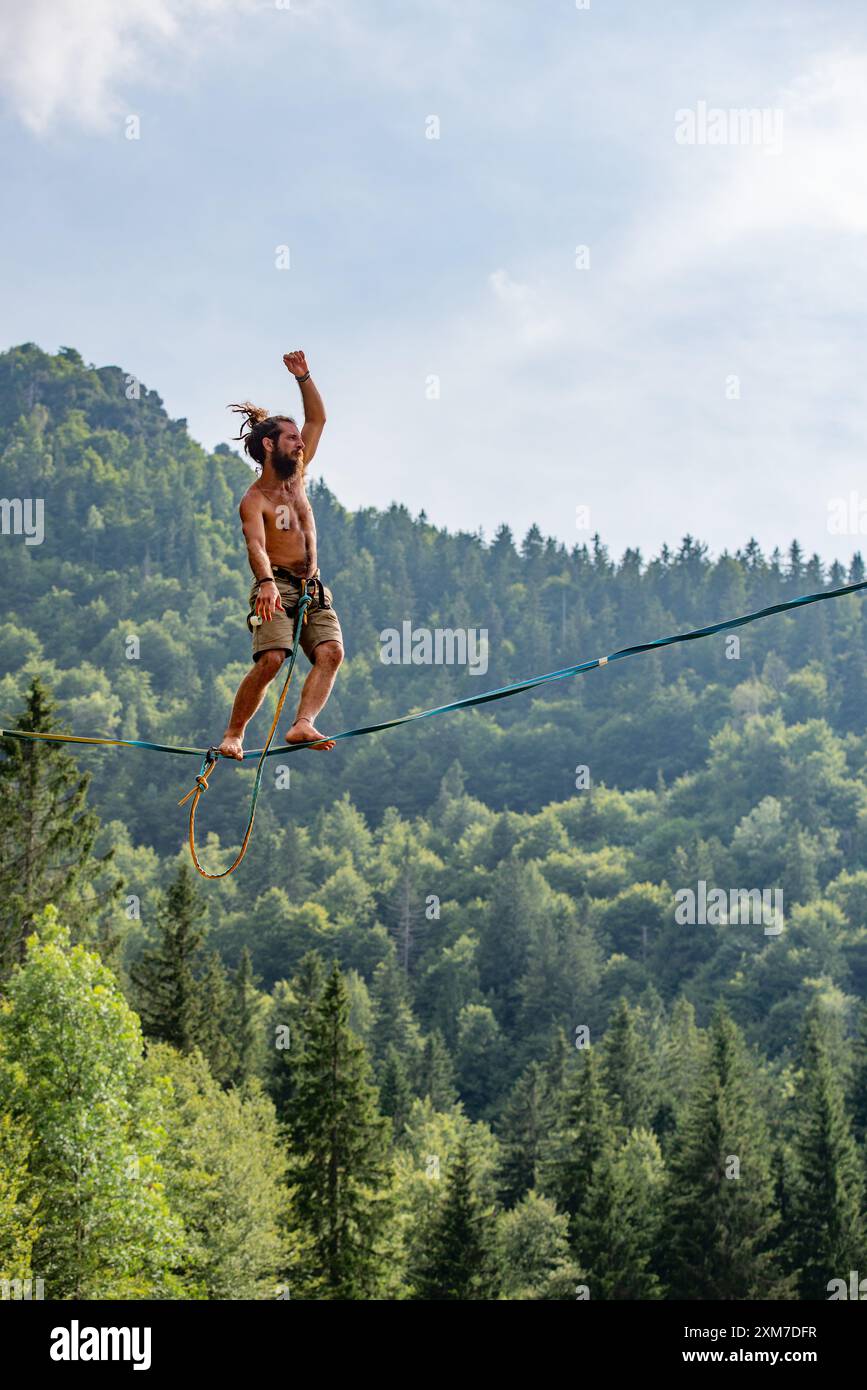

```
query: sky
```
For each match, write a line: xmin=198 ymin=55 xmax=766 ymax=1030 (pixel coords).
xmin=2 ymin=0 xmax=867 ymax=568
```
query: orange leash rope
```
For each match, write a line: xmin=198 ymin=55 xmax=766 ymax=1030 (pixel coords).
xmin=178 ymin=591 xmax=312 ymax=878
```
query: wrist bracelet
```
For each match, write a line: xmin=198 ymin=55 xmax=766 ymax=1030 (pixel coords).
xmin=295 ymin=371 xmax=311 ymax=384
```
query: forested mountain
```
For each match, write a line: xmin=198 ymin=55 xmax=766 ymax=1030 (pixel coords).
xmin=1 ymin=343 xmax=866 ymax=1300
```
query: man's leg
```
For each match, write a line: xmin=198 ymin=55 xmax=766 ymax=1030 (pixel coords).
xmin=219 ymin=649 xmax=286 ymax=760
xmin=285 ymin=640 xmax=344 ymax=751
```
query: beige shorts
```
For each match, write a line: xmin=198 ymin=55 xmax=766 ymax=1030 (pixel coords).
xmin=248 ymin=572 xmax=344 ymax=662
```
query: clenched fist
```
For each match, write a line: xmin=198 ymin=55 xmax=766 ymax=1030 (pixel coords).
xmin=283 ymin=350 xmax=309 ymax=378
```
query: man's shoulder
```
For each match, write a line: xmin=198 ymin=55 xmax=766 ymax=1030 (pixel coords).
xmin=239 ymin=482 xmax=265 ymax=514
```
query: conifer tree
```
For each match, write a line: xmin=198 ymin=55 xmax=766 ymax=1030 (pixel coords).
xmin=195 ymin=952 xmax=237 ymax=1086
xmin=0 ymin=678 xmax=115 ymax=973
xmin=263 ymin=952 xmax=325 ymax=1121
xmin=601 ymin=998 xmax=653 ymax=1131
xmin=848 ymin=1003 xmax=867 ymax=1149
xmin=498 ymin=1061 xmax=554 ymax=1207
xmin=369 ymin=949 xmax=421 ymax=1069
xmin=544 ymin=1047 xmax=613 ymax=1224
xmin=287 ymin=964 xmax=396 ymax=1299
xmin=653 ymin=997 xmax=704 ymax=1148
xmin=661 ymin=1007 xmax=788 ymax=1299
xmin=130 ymin=864 xmax=206 ymax=1052
xmin=786 ymin=1007 xmax=863 ymax=1297
xmin=571 ymin=1128 xmax=665 ymax=1299
xmin=418 ymin=1030 xmax=457 ymax=1111
xmin=414 ymin=1136 xmax=499 ymax=1300
xmin=380 ymin=1045 xmax=414 ymax=1139
xmin=230 ymin=947 xmax=260 ymax=1086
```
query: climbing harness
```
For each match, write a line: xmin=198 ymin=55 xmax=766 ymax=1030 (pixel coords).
xmin=247 ymin=568 xmax=331 ymax=635
xmin=2 ymin=576 xmax=866 ymax=878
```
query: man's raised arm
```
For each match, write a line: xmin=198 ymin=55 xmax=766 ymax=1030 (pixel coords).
xmin=283 ymin=350 xmax=326 ymax=466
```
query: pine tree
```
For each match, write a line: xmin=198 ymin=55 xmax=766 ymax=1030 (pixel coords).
xmin=263 ymin=952 xmax=325 ymax=1121
xmin=498 ymin=1061 xmax=554 ymax=1207
xmin=571 ymin=1127 xmax=665 ymax=1299
xmin=418 ymin=1030 xmax=457 ymax=1111
xmin=369 ymin=949 xmax=421 ymax=1070
xmin=0 ymin=678 xmax=115 ymax=974
xmin=848 ymin=1003 xmax=867 ymax=1148
xmin=195 ymin=953 xmax=237 ymax=1086
xmin=653 ymin=997 xmax=704 ymax=1149
xmin=130 ymin=864 xmax=206 ymax=1052
xmin=544 ymin=1048 xmax=613 ymax=1223
xmin=380 ymin=1046 xmax=414 ymax=1139
xmin=230 ymin=947 xmax=260 ymax=1086
xmin=414 ymin=1136 xmax=499 ymax=1299
xmin=288 ymin=964 xmax=396 ymax=1299
xmin=786 ymin=1007 xmax=863 ymax=1298
xmin=661 ymin=1007 xmax=788 ymax=1299
xmin=601 ymin=998 xmax=653 ymax=1130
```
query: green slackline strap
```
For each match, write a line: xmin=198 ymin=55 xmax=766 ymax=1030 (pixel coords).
xmin=0 ymin=729 xmax=206 ymax=756
xmin=268 ymin=575 xmax=867 ymax=757
xmin=1 ymin=577 xmax=866 ymax=763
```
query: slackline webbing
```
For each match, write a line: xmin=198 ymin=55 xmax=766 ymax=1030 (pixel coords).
xmin=2 ymin=576 xmax=865 ymax=876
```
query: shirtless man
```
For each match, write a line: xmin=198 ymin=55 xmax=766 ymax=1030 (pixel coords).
xmin=218 ymin=350 xmax=344 ymax=760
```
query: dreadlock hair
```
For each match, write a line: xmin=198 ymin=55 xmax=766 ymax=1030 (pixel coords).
xmin=228 ymin=401 xmax=297 ymax=470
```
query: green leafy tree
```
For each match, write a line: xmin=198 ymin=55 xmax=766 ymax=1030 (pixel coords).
xmin=455 ymin=1003 xmax=505 ymax=1119
xmin=142 ymin=1043 xmax=295 ymax=1299
xmin=0 ymin=1112 xmax=40 ymax=1284
xmin=495 ymin=1190 xmax=578 ymax=1300
xmin=0 ymin=910 xmax=181 ymax=1298
xmin=369 ymin=948 xmax=422 ymax=1070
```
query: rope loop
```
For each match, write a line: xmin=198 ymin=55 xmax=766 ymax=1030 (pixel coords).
xmin=178 ymin=592 xmax=312 ymax=878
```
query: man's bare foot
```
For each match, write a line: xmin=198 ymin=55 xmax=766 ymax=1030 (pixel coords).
xmin=218 ymin=733 xmax=245 ymax=761
xmin=285 ymin=718 xmax=335 ymax=751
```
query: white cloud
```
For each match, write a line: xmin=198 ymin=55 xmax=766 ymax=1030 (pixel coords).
xmin=315 ymin=44 xmax=867 ymax=564
xmin=0 ymin=0 xmax=251 ymax=134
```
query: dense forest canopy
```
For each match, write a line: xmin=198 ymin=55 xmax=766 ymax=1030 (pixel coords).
xmin=1 ymin=343 xmax=866 ymax=1300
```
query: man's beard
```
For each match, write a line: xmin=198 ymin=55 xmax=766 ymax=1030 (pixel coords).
xmin=272 ymin=448 xmax=304 ymax=479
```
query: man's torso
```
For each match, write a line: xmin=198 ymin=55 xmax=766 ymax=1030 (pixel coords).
xmin=247 ymin=478 xmax=315 ymax=577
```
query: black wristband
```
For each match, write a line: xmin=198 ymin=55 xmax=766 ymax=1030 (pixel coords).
xmin=295 ymin=371 xmax=311 ymax=384
xmin=259 ymin=576 xmax=277 ymax=586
